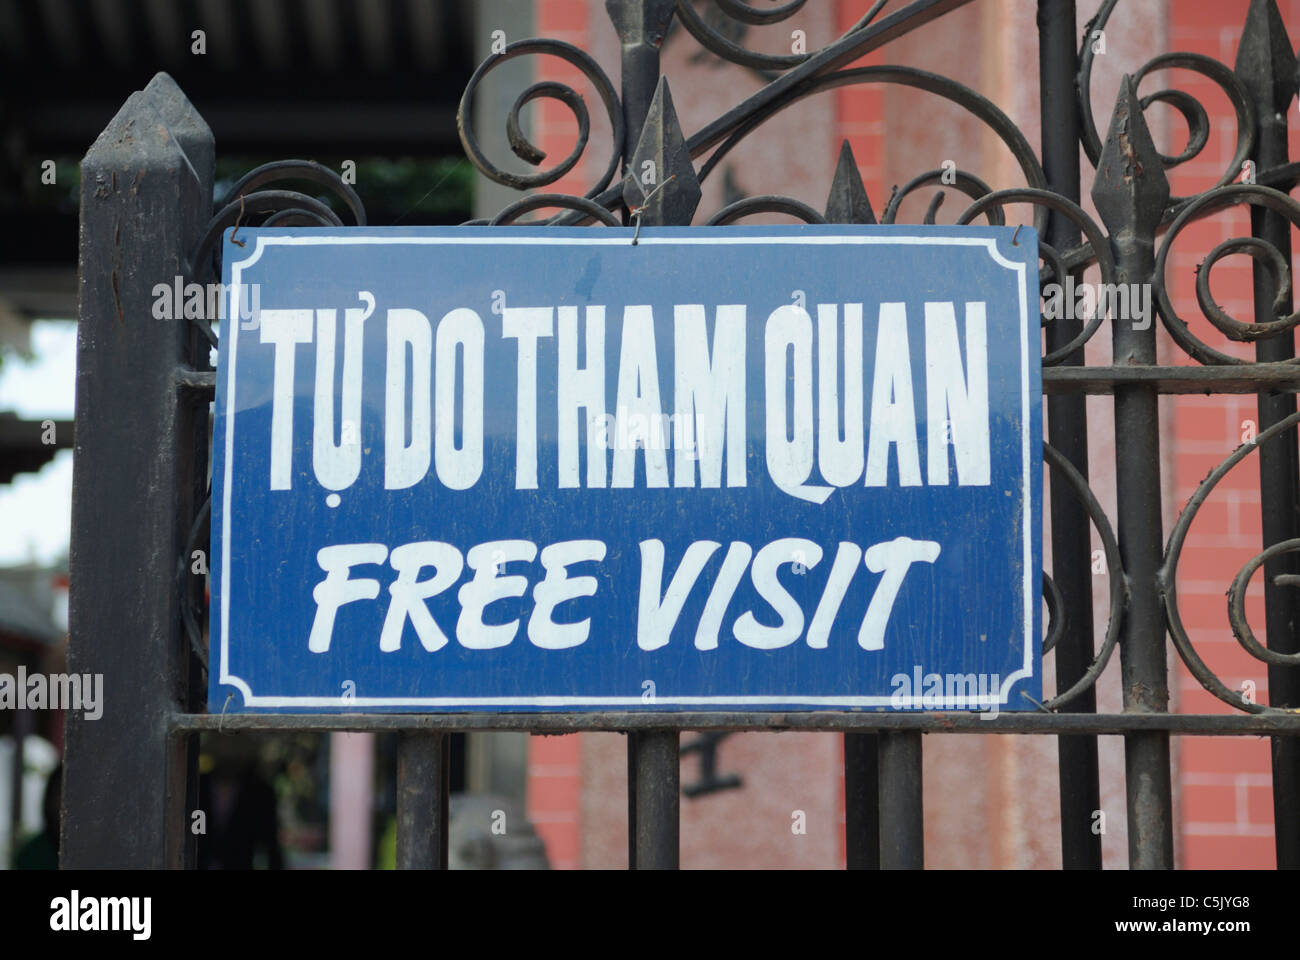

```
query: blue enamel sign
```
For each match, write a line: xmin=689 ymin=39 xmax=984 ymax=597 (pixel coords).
xmin=210 ymin=225 xmax=1041 ymax=713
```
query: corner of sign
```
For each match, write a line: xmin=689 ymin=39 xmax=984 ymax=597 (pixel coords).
xmin=224 ymin=231 xmax=270 ymax=273
xmin=983 ymin=225 xmax=1038 ymax=273
xmin=213 ymin=673 xmax=253 ymax=718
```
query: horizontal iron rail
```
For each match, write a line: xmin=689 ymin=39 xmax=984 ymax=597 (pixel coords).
xmin=177 ymin=363 xmax=1300 ymax=405
xmin=175 ymin=368 xmax=217 ymax=397
xmin=176 ymin=711 xmax=1300 ymax=735
xmin=1043 ymin=363 xmax=1300 ymax=393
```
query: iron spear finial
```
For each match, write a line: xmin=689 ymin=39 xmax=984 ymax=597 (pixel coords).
xmin=622 ymin=76 xmax=702 ymax=226
xmin=1090 ymin=74 xmax=1171 ymax=243
xmin=1234 ymin=0 xmax=1297 ymax=121
xmin=825 ymin=140 xmax=877 ymax=225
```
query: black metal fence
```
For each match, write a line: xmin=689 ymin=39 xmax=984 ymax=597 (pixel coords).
xmin=62 ymin=0 xmax=1300 ymax=869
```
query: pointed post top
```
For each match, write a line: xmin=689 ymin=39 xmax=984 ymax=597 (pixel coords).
xmin=1234 ymin=0 xmax=1297 ymax=117
xmin=141 ymin=72 xmax=215 ymax=181
xmin=824 ymin=140 xmax=877 ymax=224
xmin=622 ymin=77 xmax=702 ymax=226
xmin=83 ymin=72 xmax=214 ymax=200
xmin=605 ymin=0 xmax=677 ymax=47
xmin=1090 ymin=75 xmax=1170 ymax=241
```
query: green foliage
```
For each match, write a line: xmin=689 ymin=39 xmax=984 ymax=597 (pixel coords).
xmin=6 ymin=157 xmax=80 ymax=210
xmin=213 ymin=156 xmax=474 ymax=223
xmin=357 ymin=157 xmax=475 ymax=221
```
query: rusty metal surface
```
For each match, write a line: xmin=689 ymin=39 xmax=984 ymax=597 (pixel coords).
xmin=174 ymin=711 xmax=1300 ymax=736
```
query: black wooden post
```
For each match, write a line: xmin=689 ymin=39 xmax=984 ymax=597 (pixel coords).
xmin=63 ymin=73 xmax=214 ymax=868
xmin=1234 ymin=0 xmax=1300 ymax=870
xmin=1092 ymin=77 xmax=1175 ymax=869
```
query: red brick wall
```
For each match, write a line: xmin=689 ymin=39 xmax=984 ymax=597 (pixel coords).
xmin=832 ymin=0 xmax=886 ymax=208
xmin=1164 ymin=0 xmax=1300 ymax=869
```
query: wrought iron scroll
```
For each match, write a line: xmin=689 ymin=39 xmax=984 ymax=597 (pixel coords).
xmin=181 ymin=160 xmax=367 ymax=695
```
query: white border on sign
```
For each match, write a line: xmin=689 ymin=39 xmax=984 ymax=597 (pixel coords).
xmin=219 ymin=233 xmax=1036 ymax=710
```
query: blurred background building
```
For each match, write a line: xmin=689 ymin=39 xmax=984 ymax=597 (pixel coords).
xmin=0 ymin=0 xmax=1292 ymax=867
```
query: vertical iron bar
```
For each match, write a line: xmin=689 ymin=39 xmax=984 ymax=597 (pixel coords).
xmin=823 ymin=141 xmax=882 ymax=870
xmin=845 ymin=732 xmax=880 ymax=868
xmin=629 ymin=730 xmax=680 ymax=869
xmin=877 ymin=731 xmax=923 ymax=869
xmin=1254 ymin=106 xmax=1300 ymax=873
xmin=606 ymin=0 xmax=676 ymax=179
xmin=1113 ymin=359 xmax=1175 ymax=868
xmin=1038 ymin=0 xmax=1103 ymax=870
xmin=1235 ymin=0 xmax=1300 ymax=869
xmin=626 ymin=735 xmax=638 ymax=868
xmin=1092 ymin=78 xmax=1175 ymax=869
xmin=62 ymin=74 xmax=213 ymax=868
xmin=609 ymin=0 xmax=683 ymax=871
xmin=396 ymin=731 xmax=449 ymax=869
